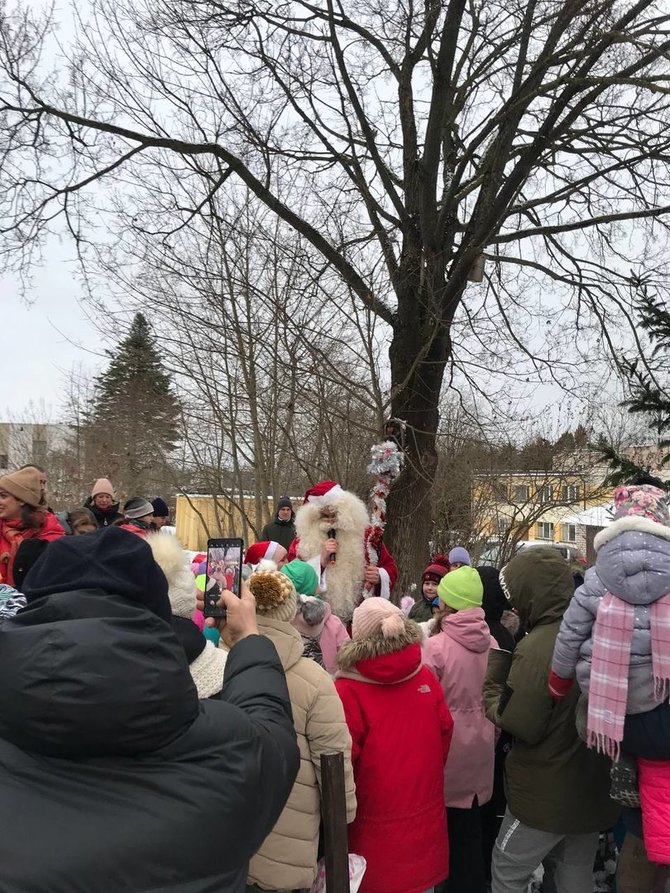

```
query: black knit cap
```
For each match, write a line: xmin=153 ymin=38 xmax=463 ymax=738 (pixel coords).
xmin=477 ymin=565 xmax=509 ymax=624
xmin=277 ymin=496 xmax=292 ymax=511
xmin=151 ymin=497 xmax=170 ymax=518
xmin=22 ymin=526 xmax=171 ymax=622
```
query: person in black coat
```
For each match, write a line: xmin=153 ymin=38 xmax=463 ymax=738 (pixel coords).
xmin=478 ymin=565 xmax=516 ymax=651
xmin=260 ymin=496 xmax=296 ymax=550
xmin=0 ymin=527 xmax=300 ymax=893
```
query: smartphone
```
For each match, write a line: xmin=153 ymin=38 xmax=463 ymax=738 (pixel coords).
xmin=203 ymin=538 xmax=244 ymax=618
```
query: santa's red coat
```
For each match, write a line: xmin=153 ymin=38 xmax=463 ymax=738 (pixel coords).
xmin=287 ymin=529 xmax=398 ymax=597
xmin=335 ymin=645 xmax=453 ymax=893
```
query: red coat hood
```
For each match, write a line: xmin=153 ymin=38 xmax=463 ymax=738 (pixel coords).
xmin=349 ymin=643 xmax=422 ymax=684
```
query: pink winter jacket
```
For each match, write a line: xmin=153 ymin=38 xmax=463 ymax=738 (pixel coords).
xmin=639 ymin=758 xmax=670 ymax=863
xmin=422 ymin=607 xmax=497 ymax=808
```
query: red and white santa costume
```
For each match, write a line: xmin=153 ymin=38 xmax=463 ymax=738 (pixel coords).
xmin=287 ymin=481 xmax=398 ymax=622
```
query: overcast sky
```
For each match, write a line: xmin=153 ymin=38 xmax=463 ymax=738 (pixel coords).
xmin=1 ymin=243 xmax=101 ymax=419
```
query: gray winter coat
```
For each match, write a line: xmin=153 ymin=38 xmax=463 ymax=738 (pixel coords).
xmin=552 ymin=516 xmax=670 ymax=714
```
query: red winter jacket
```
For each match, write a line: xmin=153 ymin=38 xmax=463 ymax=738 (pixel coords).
xmin=639 ymin=758 xmax=670 ymax=863
xmin=335 ymin=643 xmax=453 ymax=893
xmin=0 ymin=512 xmax=65 ymax=587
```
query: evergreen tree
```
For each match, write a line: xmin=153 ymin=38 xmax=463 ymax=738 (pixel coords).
xmin=595 ymin=290 xmax=670 ymax=489
xmin=86 ymin=313 xmax=181 ymax=497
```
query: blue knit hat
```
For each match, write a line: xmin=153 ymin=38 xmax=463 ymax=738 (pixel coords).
xmin=448 ymin=546 xmax=471 ymax=566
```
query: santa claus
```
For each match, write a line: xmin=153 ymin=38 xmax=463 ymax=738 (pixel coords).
xmin=287 ymin=480 xmax=398 ymax=622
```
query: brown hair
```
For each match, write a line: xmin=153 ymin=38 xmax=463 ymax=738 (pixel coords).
xmin=19 ymin=504 xmax=47 ymax=530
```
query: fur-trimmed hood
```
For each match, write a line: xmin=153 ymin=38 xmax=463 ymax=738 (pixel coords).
xmin=336 ymin=620 xmax=422 ymax=684
xmin=594 ymin=515 xmax=670 ymax=551
xmin=146 ymin=532 xmax=196 ymax=619
xmin=593 ymin=519 xmax=670 ymax=606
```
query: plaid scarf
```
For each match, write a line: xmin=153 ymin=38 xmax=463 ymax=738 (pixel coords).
xmin=588 ymin=591 xmax=670 ymax=758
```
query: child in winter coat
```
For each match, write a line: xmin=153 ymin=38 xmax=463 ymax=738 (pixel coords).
xmin=336 ymin=598 xmax=453 ymax=893
xmin=282 ymin=558 xmax=349 ymax=674
xmin=423 ymin=565 xmax=497 ymax=893
xmin=245 ymin=565 xmax=356 ymax=892
xmin=550 ymin=484 xmax=670 ymax=874
xmin=408 ymin=556 xmax=450 ymax=623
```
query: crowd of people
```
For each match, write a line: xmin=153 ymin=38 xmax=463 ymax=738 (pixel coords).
xmin=0 ymin=465 xmax=668 ymax=893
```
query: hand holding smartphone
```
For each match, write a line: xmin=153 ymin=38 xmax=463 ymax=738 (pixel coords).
xmin=203 ymin=538 xmax=244 ymax=618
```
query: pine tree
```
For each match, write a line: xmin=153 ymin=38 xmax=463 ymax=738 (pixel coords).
xmin=594 ymin=290 xmax=670 ymax=489
xmin=86 ymin=313 xmax=181 ymax=497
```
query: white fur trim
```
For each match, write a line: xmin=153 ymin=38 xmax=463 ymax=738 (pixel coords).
xmin=594 ymin=515 xmax=670 ymax=551
xmin=146 ymin=532 xmax=197 ymax=619
xmin=256 ymin=558 xmax=278 ymax=572
xmin=306 ymin=484 xmax=345 ymax=507
xmin=265 ymin=541 xmax=278 ymax=560
xmin=378 ymin=567 xmax=391 ymax=600
xmin=189 ymin=641 xmax=227 ymax=698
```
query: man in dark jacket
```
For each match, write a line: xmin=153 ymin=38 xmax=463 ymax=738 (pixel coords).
xmin=484 ymin=547 xmax=618 ymax=893
xmin=260 ymin=496 xmax=296 ymax=550
xmin=0 ymin=527 xmax=300 ymax=893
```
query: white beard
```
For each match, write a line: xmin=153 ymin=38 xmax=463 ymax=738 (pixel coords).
xmin=295 ymin=492 xmax=369 ymax=621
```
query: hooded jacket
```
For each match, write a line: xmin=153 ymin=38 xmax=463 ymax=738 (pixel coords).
xmin=483 ymin=547 xmax=618 ymax=834
xmin=551 ymin=517 xmax=670 ymax=714
xmin=422 ymin=607 xmax=497 ymax=808
xmin=335 ymin=625 xmax=453 ymax=893
xmin=248 ymin=614 xmax=356 ymax=891
xmin=0 ymin=547 xmax=299 ymax=892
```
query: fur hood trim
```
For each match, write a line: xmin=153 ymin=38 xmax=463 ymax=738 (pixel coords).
xmin=146 ymin=532 xmax=196 ymax=619
xmin=594 ymin=515 xmax=670 ymax=551
xmin=336 ymin=620 xmax=422 ymax=671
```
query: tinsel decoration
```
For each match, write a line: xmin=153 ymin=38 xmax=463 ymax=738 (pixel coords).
xmin=363 ymin=439 xmax=404 ymax=590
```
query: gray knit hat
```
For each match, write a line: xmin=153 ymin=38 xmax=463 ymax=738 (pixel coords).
xmin=123 ymin=497 xmax=154 ymax=520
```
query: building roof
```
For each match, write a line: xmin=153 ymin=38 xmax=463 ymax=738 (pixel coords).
xmin=562 ymin=502 xmax=614 ymax=528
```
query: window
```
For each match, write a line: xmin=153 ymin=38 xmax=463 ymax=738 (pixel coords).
xmin=563 ymin=523 xmax=577 ymax=543
xmin=539 ymin=485 xmax=553 ymax=504
xmin=513 ymin=484 xmax=530 ymax=503
xmin=497 ymin=517 xmax=508 ymax=535
xmin=562 ymin=484 xmax=580 ymax=502
xmin=493 ymin=483 xmax=508 ymax=502
xmin=537 ymin=521 xmax=554 ymax=540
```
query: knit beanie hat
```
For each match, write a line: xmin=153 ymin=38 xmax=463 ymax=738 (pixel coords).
xmin=0 ymin=468 xmax=42 ymax=508
xmin=422 ymin=560 xmax=450 ymax=585
xmin=448 ymin=546 xmax=471 ymax=566
xmin=477 ymin=565 xmax=508 ymax=623
xmin=91 ymin=478 xmax=115 ymax=499
xmin=21 ymin=526 xmax=171 ymax=622
xmin=277 ymin=496 xmax=293 ymax=511
xmin=351 ymin=598 xmax=407 ymax=641
xmin=247 ymin=567 xmax=297 ymax=622
xmin=281 ymin=559 xmax=319 ymax=596
xmin=151 ymin=497 xmax=170 ymax=518
xmin=612 ymin=484 xmax=670 ymax=525
xmin=123 ymin=497 xmax=155 ymax=520
xmin=437 ymin=565 xmax=484 ymax=611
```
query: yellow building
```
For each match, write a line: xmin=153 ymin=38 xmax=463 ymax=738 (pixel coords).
xmin=175 ymin=493 xmax=299 ymax=552
xmin=472 ymin=468 xmax=608 ymax=553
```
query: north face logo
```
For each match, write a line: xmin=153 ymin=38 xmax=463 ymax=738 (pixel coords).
xmin=417 ymin=684 xmax=432 ymax=693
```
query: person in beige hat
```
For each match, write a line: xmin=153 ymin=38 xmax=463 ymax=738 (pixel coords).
xmin=243 ymin=564 xmax=356 ymax=893
xmin=84 ymin=478 xmax=123 ymax=528
xmin=0 ymin=467 xmax=64 ymax=586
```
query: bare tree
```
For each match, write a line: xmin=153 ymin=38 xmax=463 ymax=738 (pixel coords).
xmin=2 ymin=0 xmax=670 ymax=579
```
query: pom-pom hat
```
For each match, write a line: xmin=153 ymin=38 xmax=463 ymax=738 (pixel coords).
xmin=245 ymin=541 xmax=283 ymax=564
xmin=352 ymin=598 xmax=407 ymax=641
xmin=303 ymin=480 xmax=345 ymax=506
xmin=247 ymin=567 xmax=297 ymax=622
xmin=422 ymin=561 xmax=450 ymax=585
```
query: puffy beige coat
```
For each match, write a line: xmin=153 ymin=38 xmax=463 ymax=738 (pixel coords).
xmin=248 ymin=616 xmax=356 ymax=891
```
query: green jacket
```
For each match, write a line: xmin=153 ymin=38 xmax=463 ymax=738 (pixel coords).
xmin=484 ymin=547 xmax=619 ymax=834
xmin=260 ymin=518 xmax=296 ymax=551
xmin=408 ymin=596 xmax=433 ymax=624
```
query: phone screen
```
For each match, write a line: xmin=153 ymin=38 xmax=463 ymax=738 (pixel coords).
xmin=204 ymin=538 xmax=244 ymax=618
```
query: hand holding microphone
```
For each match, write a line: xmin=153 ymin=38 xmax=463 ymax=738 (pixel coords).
xmin=321 ymin=529 xmax=338 ymax=568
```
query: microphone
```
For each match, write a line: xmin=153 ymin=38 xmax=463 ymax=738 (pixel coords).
xmin=328 ymin=528 xmax=337 ymax=565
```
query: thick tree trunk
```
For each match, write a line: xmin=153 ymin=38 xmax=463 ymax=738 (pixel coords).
xmin=384 ymin=310 xmax=450 ymax=599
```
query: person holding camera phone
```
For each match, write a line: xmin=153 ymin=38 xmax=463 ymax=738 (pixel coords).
xmin=0 ymin=527 xmax=300 ymax=893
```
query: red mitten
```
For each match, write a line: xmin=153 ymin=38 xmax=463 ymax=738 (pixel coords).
xmin=548 ymin=671 xmax=574 ymax=699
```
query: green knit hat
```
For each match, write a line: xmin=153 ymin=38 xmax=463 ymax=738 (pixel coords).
xmin=281 ymin=559 xmax=319 ymax=597
xmin=437 ymin=566 xmax=484 ymax=611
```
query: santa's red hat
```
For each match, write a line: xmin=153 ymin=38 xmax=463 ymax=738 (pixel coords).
xmin=245 ymin=541 xmax=283 ymax=564
xmin=303 ymin=480 xmax=345 ymax=506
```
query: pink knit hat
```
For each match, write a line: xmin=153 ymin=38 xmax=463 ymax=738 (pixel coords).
xmin=351 ymin=598 xmax=406 ymax=640
xmin=613 ymin=484 xmax=670 ymax=525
